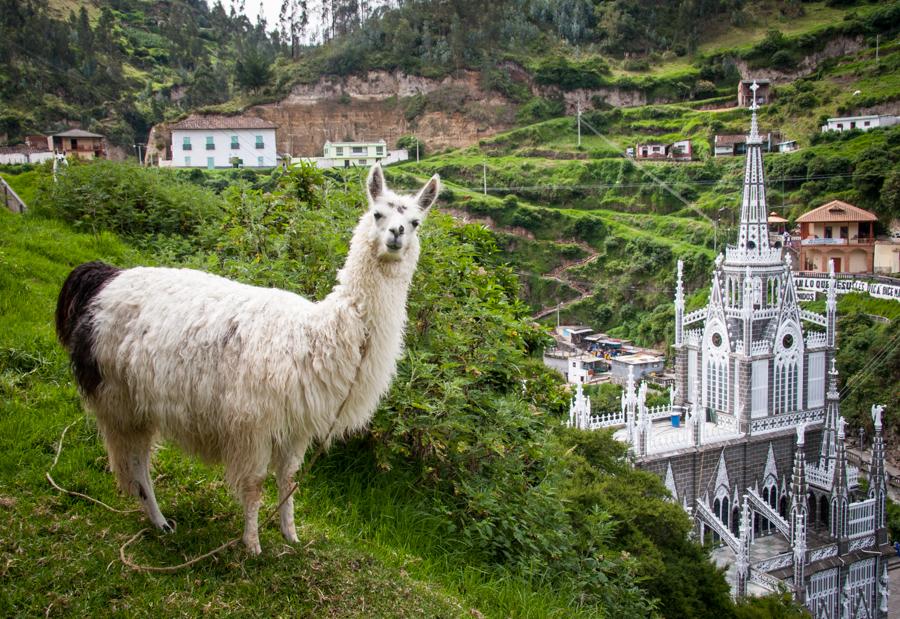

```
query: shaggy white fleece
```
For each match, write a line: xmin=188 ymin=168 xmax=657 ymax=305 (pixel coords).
xmin=85 ymin=164 xmax=439 ymax=553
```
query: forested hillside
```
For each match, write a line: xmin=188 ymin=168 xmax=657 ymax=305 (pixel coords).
xmin=3 ymin=0 xmax=898 ymax=152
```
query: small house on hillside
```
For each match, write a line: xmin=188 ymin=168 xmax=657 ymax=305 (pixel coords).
xmin=633 ymin=140 xmax=692 ymax=161
xmin=293 ymin=140 xmax=409 ymax=169
xmin=820 ymin=114 xmax=898 ymax=133
xmin=609 ymin=352 xmax=664 ymax=383
xmin=51 ymin=129 xmax=106 ymax=159
xmin=797 ymin=200 xmax=877 ymax=273
xmin=713 ymin=132 xmax=780 ymax=157
xmin=162 ymin=115 xmax=278 ymax=168
xmin=737 ymin=79 xmax=771 ymax=107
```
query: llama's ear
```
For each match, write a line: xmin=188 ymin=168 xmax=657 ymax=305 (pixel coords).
xmin=415 ymin=174 xmax=440 ymax=212
xmin=367 ymin=164 xmax=385 ymax=203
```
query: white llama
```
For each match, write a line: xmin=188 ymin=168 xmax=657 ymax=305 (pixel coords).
xmin=55 ymin=165 xmax=440 ymax=553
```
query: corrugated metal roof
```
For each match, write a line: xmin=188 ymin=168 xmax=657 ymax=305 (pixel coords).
xmin=796 ymin=200 xmax=878 ymax=223
xmin=53 ymin=129 xmax=104 ymax=138
xmin=170 ymin=115 xmax=278 ymax=130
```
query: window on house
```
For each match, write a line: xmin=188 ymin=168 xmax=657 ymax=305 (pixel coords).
xmin=182 ymin=137 xmax=192 ymax=151
xmin=231 ymin=136 xmax=239 ymax=149
xmin=837 ymin=123 xmax=843 ymax=130
xmin=352 ymin=146 xmax=364 ymax=154
xmin=206 ymin=136 xmax=215 ymax=150
xmin=376 ymin=146 xmax=384 ymax=156
xmin=257 ymin=156 xmax=264 ymax=167
xmin=358 ymin=159 xmax=367 ymax=165
xmin=840 ymin=226 xmax=848 ymax=239
xmin=864 ymin=121 xmax=870 ymax=127
xmin=335 ymin=147 xmax=343 ymax=156
xmin=850 ymin=122 xmax=856 ymax=129
xmin=825 ymin=226 xmax=833 ymax=239
xmin=859 ymin=222 xmax=871 ymax=238
xmin=255 ymin=136 xmax=264 ymax=149
xmin=184 ymin=156 xmax=191 ymax=166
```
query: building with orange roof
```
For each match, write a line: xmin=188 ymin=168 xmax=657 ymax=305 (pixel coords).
xmin=797 ymin=200 xmax=878 ymax=273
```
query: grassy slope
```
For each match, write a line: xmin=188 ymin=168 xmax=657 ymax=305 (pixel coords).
xmin=0 ymin=210 xmax=471 ymax=617
xmin=0 ymin=207 xmax=612 ymax=618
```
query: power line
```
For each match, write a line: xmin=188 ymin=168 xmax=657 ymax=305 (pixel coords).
xmin=441 ymin=172 xmax=886 ymax=195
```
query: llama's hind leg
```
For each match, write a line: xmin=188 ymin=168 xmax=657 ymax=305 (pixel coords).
xmin=104 ymin=429 xmax=171 ymax=532
xmin=274 ymin=439 xmax=308 ymax=543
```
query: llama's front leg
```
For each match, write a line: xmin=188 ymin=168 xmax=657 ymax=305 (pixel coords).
xmin=275 ymin=444 xmax=306 ymax=543
xmin=104 ymin=427 xmax=171 ymax=532
xmin=239 ymin=476 xmax=265 ymax=555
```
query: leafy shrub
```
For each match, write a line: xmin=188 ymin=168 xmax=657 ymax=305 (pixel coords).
xmin=533 ymin=56 xmax=610 ymax=90
xmin=34 ymin=160 xmax=220 ymax=238
xmin=516 ymin=97 xmax=566 ymax=124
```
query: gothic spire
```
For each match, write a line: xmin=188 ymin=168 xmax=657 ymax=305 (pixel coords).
xmin=819 ymin=359 xmax=841 ymax=469
xmin=730 ymin=80 xmax=775 ymax=263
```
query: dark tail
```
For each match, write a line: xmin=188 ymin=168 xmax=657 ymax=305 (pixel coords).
xmin=56 ymin=261 xmax=121 ymax=395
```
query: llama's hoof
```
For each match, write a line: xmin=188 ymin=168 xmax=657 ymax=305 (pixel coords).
xmin=282 ymin=529 xmax=299 ymax=544
xmin=161 ymin=519 xmax=176 ymax=534
xmin=243 ymin=536 xmax=262 ymax=555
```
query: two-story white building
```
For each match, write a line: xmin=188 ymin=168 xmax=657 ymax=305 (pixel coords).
xmin=165 ymin=115 xmax=278 ymax=169
xmin=820 ymin=114 xmax=898 ymax=133
xmin=323 ymin=140 xmax=388 ymax=168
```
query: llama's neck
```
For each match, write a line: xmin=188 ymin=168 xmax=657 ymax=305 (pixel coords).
xmin=324 ymin=225 xmax=418 ymax=338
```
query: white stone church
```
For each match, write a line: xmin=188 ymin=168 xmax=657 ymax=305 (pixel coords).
xmin=569 ymin=84 xmax=891 ymax=618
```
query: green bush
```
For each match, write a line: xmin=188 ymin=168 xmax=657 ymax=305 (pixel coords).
xmin=33 ymin=161 xmax=221 ymax=238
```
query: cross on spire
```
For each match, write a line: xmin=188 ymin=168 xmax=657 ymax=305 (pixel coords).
xmin=748 ymin=80 xmax=761 ymax=143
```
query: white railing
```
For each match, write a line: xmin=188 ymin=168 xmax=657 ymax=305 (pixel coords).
xmin=753 ymin=551 xmax=793 ymax=573
xmin=647 ymin=430 xmax=693 ymax=455
xmin=747 ymin=488 xmax=791 ymax=538
xmin=717 ymin=413 xmax=738 ymax=432
xmin=800 ymin=310 xmax=827 ymax=326
xmin=648 ymin=404 xmax=674 ymax=421
xmin=848 ymin=498 xmax=876 ymax=539
xmin=808 ymin=544 xmax=838 ymax=563
xmin=806 ymin=464 xmax=833 ymax=490
xmin=751 ymin=340 xmax=771 ymax=355
xmin=749 ymin=568 xmax=784 ymax=592
xmin=806 ymin=332 xmax=827 ymax=348
xmin=807 ymin=462 xmax=860 ymax=490
xmin=750 ymin=408 xmax=825 ymax=435
xmin=683 ymin=308 xmax=706 ymax=326
xmin=848 ymin=535 xmax=876 ymax=552
xmin=725 ymin=246 xmax=783 ymax=264
xmin=695 ymin=499 xmax=740 ymax=552
xmin=685 ymin=329 xmax=702 ymax=346
xmin=588 ymin=410 xmax=626 ymax=429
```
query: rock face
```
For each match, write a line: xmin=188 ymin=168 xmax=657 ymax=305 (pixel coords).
xmin=735 ymin=36 xmax=865 ymax=83
xmin=252 ymin=69 xmax=518 ymax=157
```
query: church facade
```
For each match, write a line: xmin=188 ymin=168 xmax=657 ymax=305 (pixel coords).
xmin=569 ymin=84 xmax=891 ymax=617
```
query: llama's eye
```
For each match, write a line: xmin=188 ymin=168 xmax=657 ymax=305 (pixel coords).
xmin=411 ymin=220 xmax=420 ymax=228
xmin=374 ymin=212 xmax=384 ymax=221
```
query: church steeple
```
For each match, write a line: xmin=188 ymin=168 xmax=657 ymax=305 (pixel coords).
xmin=734 ymin=81 xmax=771 ymax=258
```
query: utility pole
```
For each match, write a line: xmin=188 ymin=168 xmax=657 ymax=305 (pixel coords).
xmin=482 ymin=159 xmax=487 ymax=195
xmin=577 ymin=102 xmax=582 ymax=147
xmin=415 ymin=137 xmax=419 ymax=162
xmin=875 ymin=34 xmax=880 ymax=65
xmin=133 ymin=144 xmax=144 ymax=166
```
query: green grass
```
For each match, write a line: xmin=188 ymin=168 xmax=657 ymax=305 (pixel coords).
xmin=0 ymin=170 xmax=42 ymax=208
xmin=0 ymin=209 xmax=607 ymax=617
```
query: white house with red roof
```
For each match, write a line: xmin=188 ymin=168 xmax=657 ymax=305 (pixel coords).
xmin=164 ymin=115 xmax=278 ymax=169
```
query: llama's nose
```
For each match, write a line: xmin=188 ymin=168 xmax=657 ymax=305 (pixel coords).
xmin=389 ymin=225 xmax=405 ymax=238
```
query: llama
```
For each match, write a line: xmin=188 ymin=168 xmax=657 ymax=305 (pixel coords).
xmin=55 ymin=165 xmax=440 ymax=554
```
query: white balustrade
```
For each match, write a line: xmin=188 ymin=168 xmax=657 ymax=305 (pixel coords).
xmin=848 ymin=498 xmax=876 ymax=539
xmin=806 ymin=332 xmax=827 ymax=348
